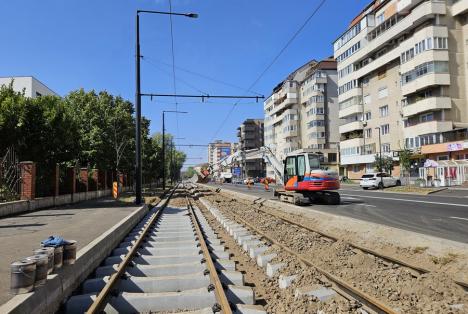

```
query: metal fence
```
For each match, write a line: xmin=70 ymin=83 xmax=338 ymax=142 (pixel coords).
xmin=0 ymin=147 xmax=21 ymax=202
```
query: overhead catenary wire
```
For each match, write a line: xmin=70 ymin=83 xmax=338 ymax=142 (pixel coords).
xmin=209 ymin=0 xmax=328 ymax=142
xmin=142 ymin=56 xmax=263 ymax=96
xmin=141 ymin=56 xmax=209 ymax=95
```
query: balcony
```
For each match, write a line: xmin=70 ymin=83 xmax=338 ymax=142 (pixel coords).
xmin=452 ymin=0 xmax=468 ymax=16
xmin=403 ymin=120 xmax=452 ymax=137
xmin=283 ymin=129 xmax=298 ymax=138
xmin=340 ymin=1 xmax=446 ymax=68
xmin=400 ymin=49 xmax=449 ymax=75
xmin=339 ymin=120 xmax=363 ymax=134
xmin=339 ymin=104 xmax=363 ymax=119
xmin=270 ymin=94 xmax=298 ymax=116
xmin=340 ymin=154 xmax=376 ymax=166
xmin=402 ymin=96 xmax=451 ymax=117
xmin=340 ymin=137 xmax=364 ymax=149
xmin=338 ymin=87 xmax=362 ymax=104
xmin=401 ymin=73 xmax=450 ymax=96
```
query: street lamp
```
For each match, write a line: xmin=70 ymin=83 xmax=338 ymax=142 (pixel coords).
xmin=135 ymin=10 xmax=197 ymax=204
xmin=375 ymin=126 xmax=382 ymax=172
xmin=162 ymin=111 xmax=188 ymax=190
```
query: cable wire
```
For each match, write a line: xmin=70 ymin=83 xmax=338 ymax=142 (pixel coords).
xmin=209 ymin=0 xmax=328 ymax=142
xmin=142 ymin=56 xmax=263 ymax=96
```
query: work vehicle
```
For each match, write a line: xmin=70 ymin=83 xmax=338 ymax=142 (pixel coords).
xmin=360 ymin=172 xmax=401 ymax=189
xmin=193 ymin=147 xmax=340 ymax=205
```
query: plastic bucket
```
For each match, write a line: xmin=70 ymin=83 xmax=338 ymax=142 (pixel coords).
xmin=10 ymin=259 xmax=36 ymax=294
xmin=63 ymin=240 xmax=77 ymax=265
xmin=25 ymin=254 xmax=48 ymax=287
xmin=53 ymin=246 xmax=63 ymax=270
xmin=34 ymin=247 xmax=55 ymax=274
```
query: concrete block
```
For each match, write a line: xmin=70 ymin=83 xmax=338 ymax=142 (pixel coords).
xmin=242 ymin=240 xmax=262 ymax=252
xmin=215 ymin=259 xmax=236 ymax=271
xmin=294 ymin=286 xmax=337 ymax=301
xmin=226 ymin=285 xmax=255 ymax=305
xmin=234 ymin=304 xmax=267 ymax=314
xmin=279 ymin=275 xmax=297 ymax=289
xmin=249 ymin=246 xmax=268 ymax=259
xmin=266 ymin=263 xmax=284 ymax=278
xmin=256 ymin=253 xmax=276 ymax=268
xmin=220 ymin=270 xmax=244 ymax=286
xmin=237 ymin=235 xmax=257 ymax=246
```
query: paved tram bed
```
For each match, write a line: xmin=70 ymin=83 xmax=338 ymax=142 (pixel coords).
xmin=0 ymin=198 xmax=141 ymax=305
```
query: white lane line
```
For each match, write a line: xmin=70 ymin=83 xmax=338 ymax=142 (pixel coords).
xmin=449 ymin=216 xmax=468 ymax=221
xmin=341 ymin=196 xmax=360 ymax=201
xmin=340 ymin=193 xmax=468 ymax=207
xmin=362 ymin=204 xmax=376 ymax=208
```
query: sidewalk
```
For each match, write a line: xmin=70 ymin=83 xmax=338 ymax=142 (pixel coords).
xmin=0 ymin=197 xmax=142 ymax=305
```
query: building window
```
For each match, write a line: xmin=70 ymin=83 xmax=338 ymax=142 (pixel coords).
xmin=437 ymin=155 xmax=449 ymax=161
xmin=381 ymin=143 xmax=391 ymax=153
xmin=376 ymin=13 xmax=384 ymax=25
xmin=365 ymin=128 xmax=372 ymax=138
xmin=379 ymin=105 xmax=389 ymax=117
xmin=365 ymin=111 xmax=372 ymax=121
xmin=365 ymin=163 xmax=374 ymax=173
xmin=378 ymin=87 xmax=388 ymax=99
xmin=420 ymin=112 xmax=434 ymax=123
xmin=328 ymin=153 xmax=337 ymax=163
xmin=35 ymin=92 xmax=42 ymax=97
xmin=381 ymin=124 xmax=390 ymax=135
xmin=352 ymin=165 xmax=360 ymax=173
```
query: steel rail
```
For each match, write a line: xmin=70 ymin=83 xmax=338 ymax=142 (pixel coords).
xmin=85 ymin=187 xmax=177 ymax=314
xmin=248 ymin=199 xmax=468 ymax=289
xmin=221 ymin=206 xmax=398 ymax=314
xmin=186 ymin=196 xmax=233 ymax=314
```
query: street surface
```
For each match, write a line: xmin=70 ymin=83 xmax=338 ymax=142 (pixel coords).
xmin=208 ymin=182 xmax=468 ymax=243
xmin=0 ymin=197 xmax=141 ymax=305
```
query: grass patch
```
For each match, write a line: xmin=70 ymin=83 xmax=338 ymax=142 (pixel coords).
xmin=385 ymin=186 xmax=443 ymax=195
xmin=431 ymin=253 xmax=458 ymax=265
xmin=412 ymin=246 xmax=428 ymax=254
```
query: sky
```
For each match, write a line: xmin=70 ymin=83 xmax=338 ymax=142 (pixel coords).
xmin=0 ymin=0 xmax=370 ymax=169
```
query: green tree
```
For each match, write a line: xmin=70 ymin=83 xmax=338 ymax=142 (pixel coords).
xmin=399 ymin=148 xmax=413 ymax=183
xmin=373 ymin=154 xmax=394 ymax=174
xmin=65 ymin=89 xmax=135 ymax=173
xmin=0 ymin=82 xmax=80 ymax=166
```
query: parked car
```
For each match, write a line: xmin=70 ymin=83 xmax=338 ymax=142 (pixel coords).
xmin=360 ymin=172 xmax=401 ymax=190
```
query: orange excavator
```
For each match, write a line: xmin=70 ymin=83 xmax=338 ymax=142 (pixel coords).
xmin=193 ymin=147 xmax=340 ymax=205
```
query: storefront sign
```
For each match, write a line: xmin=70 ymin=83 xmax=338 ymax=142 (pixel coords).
xmin=447 ymin=143 xmax=462 ymax=152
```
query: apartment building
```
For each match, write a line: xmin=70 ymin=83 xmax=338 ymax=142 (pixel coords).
xmin=237 ymin=119 xmax=265 ymax=178
xmin=264 ymin=58 xmax=340 ymax=179
xmin=0 ymin=76 xmax=57 ymax=97
xmin=208 ymin=140 xmax=234 ymax=165
xmin=335 ymin=0 xmax=468 ymax=179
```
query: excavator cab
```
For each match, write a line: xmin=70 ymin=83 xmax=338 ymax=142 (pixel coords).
xmin=283 ymin=152 xmax=322 ymax=187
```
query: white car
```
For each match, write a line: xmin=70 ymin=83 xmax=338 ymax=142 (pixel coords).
xmin=360 ymin=172 xmax=401 ymax=190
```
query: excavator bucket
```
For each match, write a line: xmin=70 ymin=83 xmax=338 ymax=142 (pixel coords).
xmin=191 ymin=167 xmax=211 ymax=184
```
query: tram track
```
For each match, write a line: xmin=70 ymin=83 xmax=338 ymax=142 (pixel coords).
xmin=64 ymin=185 xmax=265 ymax=313
xmin=194 ymin=185 xmax=467 ymax=313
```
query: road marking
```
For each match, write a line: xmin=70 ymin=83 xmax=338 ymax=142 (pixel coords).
xmin=449 ymin=216 xmax=468 ymax=221
xmin=361 ymin=204 xmax=376 ymax=207
xmin=340 ymin=193 xmax=468 ymax=207
xmin=341 ymin=196 xmax=360 ymax=201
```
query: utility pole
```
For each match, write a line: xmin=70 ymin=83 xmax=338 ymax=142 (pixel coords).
xmin=135 ymin=13 xmax=142 ymax=204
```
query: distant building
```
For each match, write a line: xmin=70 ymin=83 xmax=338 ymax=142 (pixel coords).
xmin=0 ymin=76 xmax=57 ymax=98
xmin=237 ymin=119 xmax=265 ymax=178
xmin=263 ymin=57 xmax=340 ymax=179
xmin=208 ymin=140 xmax=234 ymax=165
xmin=334 ymin=0 xmax=468 ymax=179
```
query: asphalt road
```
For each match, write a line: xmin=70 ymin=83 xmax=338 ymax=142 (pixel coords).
xmin=208 ymin=182 xmax=468 ymax=243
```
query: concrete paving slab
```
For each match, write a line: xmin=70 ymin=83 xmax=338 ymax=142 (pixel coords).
xmin=0 ymin=197 xmax=142 ymax=305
